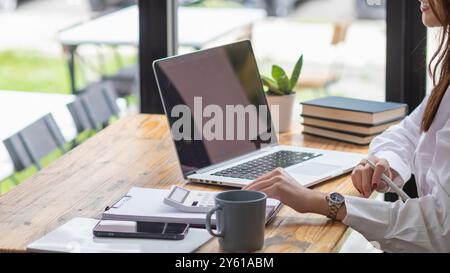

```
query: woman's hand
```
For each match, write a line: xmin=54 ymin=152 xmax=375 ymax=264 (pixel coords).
xmin=244 ymin=168 xmax=347 ymax=220
xmin=243 ymin=168 xmax=319 ymax=213
xmin=351 ymin=157 xmax=394 ymax=198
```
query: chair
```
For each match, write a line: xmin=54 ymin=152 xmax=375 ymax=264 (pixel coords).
xmin=67 ymin=98 xmax=93 ymax=134
xmin=94 ymin=46 xmax=139 ymax=99
xmin=103 ymin=64 xmax=139 ymax=99
xmin=66 ymin=81 xmax=120 ymax=147
xmin=330 ymin=21 xmax=350 ymax=80
xmin=79 ymin=80 xmax=120 ymax=129
xmin=296 ymin=21 xmax=350 ymax=93
xmin=67 ymin=97 xmax=95 ymax=147
xmin=3 ymin=114 xmax=67 ymax=172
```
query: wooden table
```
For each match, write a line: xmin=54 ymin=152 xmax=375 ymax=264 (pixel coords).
xmin=0 ymin=114 xmax=367 ymax=253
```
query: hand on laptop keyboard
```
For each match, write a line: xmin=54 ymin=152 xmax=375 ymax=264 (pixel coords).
xmin=243 ymin=167 xmax=315 ymax=214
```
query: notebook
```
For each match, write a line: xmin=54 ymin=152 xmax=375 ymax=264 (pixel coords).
xmin=301 ymin=96 xmax=407 ymax=125
xmin=102 ymin=187 xmax=282 ymax=228
xmin=27 ymin=218 xmax=212 ymax=253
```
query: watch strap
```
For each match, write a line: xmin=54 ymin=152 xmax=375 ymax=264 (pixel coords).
xmin=326 ymin=193 xmax=344 ymax=220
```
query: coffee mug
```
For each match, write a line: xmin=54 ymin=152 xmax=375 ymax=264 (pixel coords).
xmin=205 ymin=190 xmax=266 ymax=252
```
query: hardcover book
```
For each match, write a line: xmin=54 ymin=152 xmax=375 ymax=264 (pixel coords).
xmin=301 ymin=96 xmax=407 ymax=125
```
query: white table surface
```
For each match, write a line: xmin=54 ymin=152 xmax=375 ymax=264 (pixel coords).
xmin=57 ymin=6 xmax=266 ymax=48
xmin=0 ymin=91 xmax=77 ymax=172
xmin=27 ymin=218 xmax=212 ymax=253
xmin=0 ymin=90 xmax=76 ymax=141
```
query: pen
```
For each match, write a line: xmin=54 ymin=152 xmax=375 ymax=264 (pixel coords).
xmin=366 ymin=159 xmax=410 ymax=202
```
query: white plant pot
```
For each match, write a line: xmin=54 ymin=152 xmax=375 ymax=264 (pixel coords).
xmin=265 ymin=93 xmax=296 ymax=133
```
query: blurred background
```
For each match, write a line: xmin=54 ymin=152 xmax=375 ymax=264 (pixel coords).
xmin=3 ymin=0 xmax=436 ymax=254
xmin=0 ymin=0 xmax=405 ymax=195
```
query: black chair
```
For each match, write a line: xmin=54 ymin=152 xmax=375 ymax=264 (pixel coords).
xmin=67 ymin=98 xmax=93 ymax=134
xmin=66 ymin=81 xmax=120 ymax=147
xmin=3 ymin=114 xmax=67 ymax=172
xmin=103 ymin=64 xmax=139 ymax=99
xmin=79 ymin=80 xmax=120 ymax=130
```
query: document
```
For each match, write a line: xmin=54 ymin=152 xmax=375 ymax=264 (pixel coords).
xmin=102 ymin=187 xmax=282 ymax=227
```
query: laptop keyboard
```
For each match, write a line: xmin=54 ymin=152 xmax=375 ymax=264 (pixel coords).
xmin=211 ymin=151 xmax=322 ymax=180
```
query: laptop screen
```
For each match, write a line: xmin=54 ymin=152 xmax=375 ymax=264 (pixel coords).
xmin=154 ymin=41 xmax=277 ymax=177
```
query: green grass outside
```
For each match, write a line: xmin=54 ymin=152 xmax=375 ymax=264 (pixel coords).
xmin=0 ymin=50 xmax=72 ymax=94
xmin=0 ymin=49 xmax=137 ymax=94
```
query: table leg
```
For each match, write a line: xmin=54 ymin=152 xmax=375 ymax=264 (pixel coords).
xmin=64 ymin=45 xmax=77 ymax=94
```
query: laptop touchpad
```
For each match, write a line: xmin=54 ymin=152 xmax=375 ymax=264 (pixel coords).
xmin=290 ymin=163 xmax=340 ymax=176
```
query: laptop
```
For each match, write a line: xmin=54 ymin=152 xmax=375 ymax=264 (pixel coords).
xmin=153 ymin=40 xmax=364 ymax=188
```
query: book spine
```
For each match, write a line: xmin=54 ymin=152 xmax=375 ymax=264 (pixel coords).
xmin=300 ymin=114 xmax=404 ymax=127
xmin=301 ymin=123 xmax=380 ymax=137
xmin=302 ymin=132 xmax=371 ymax=146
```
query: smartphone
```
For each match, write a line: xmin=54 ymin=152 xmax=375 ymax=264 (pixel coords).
xmin=93 ymin=220 xmax=189 ymax=240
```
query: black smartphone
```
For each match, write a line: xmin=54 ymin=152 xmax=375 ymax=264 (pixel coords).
xmin=93 ymin=220 xmax=189 ymax=240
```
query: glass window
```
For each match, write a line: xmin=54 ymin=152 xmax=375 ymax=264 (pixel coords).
xmin=178 ymin=0 xmax=387 ymax=103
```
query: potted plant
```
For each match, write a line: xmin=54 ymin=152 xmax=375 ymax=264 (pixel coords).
xmin=262 ymin=54 xmax=303 ymax=132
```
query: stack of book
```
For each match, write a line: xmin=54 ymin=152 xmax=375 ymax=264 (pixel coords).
xmin=300 ymin=96 xmax=407 ymax=145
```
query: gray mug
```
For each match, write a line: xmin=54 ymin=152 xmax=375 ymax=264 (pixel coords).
xmin=205 ymin=190 xmax=266 ymax=252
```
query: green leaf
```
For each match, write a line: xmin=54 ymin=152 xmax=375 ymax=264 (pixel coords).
xmin=290 ymin=54 xmax=303 ymax=90
xmin=261 ymin=75 xmax=284 ymax=96
xmin=272 ymin=65 xmax=290 ymax=93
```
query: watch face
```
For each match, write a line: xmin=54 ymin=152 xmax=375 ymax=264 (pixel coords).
xmin=330 ymin=192 xmax=344 ymax=203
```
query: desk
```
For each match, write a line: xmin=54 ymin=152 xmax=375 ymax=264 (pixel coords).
xmin=58 ymin=6 xmax=266 ymax=93
xmin=0 ymin=114 xmax=367 ymax=253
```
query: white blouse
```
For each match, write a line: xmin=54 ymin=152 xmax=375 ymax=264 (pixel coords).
xmin=342 ymin=87 xmax=450 ymax=252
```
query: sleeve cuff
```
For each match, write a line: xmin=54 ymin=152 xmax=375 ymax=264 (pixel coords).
xmin=342 ymin=195 xmax=391 ymax=242
xmin=370 ymin=150 xmax=411 ymax=185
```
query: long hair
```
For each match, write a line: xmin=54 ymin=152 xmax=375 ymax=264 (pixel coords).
xmin=422 ymin=0 xmax=450 ymax=132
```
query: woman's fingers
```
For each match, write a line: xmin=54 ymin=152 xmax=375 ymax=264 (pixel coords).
xmin=361 ymin=165 xmax=374 ymax=198
xmin=256 ymin=184 xmax=281 ymax=200
xmin=253 ymin=168 xmax=283 ymax=183
xmin=351 ymin=158 xmax=394 ymax=195
xmin=243 ymin=168 xmax=285 ymax=190
xmin=244 ymin=176 xmax=279 ymax=192
xmin=351 ymin=167 xmax=363 ymax=195
xmin=372 ymin=160 xmax=389 ymax=190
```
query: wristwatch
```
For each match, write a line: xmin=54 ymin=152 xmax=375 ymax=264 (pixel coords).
xmin=326 ymin=192 xmax=345 ymax=220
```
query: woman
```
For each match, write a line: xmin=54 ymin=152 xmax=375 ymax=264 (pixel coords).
xmin=244 ymin=0 xmax=450 ymax=252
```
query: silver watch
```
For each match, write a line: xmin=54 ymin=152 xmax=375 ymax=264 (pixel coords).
xmin=326 ymin=192 xmax=345 ymax=220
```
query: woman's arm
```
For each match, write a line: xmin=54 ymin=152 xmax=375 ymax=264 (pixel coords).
xmin=245 ymin=119 xmax=450 ymax=252
xmin=351 ymin=97 xmax=429 ymax=197
xmin=343 ymin=118 xmax=450 ymax=252
xmin=368 ymin=96 xmax=429 ymax=185
xmin=242 ymin=168 xmax=346 ymax=219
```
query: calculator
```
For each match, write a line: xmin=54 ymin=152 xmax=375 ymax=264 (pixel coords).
xmin=163 ymin=186 xmax=217 ymax=213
